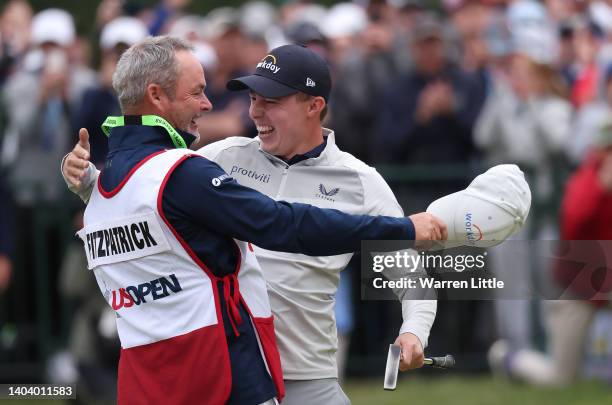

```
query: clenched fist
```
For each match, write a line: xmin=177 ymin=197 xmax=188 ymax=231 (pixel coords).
xmin=408 ymin=212 xmax=447 ymax=249
xmin=394 ymin=332 xmax=425 ymax=371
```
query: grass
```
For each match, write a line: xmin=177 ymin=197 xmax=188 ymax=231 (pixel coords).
xmin=1 ymin=376 xmax=609 ymax=404
xmin=344 ymin=375 xmax=612 ymax=405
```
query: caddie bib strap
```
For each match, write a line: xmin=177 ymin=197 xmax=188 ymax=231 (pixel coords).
xmin=101 ymin=115 xmax=188 ymax=149
xmin=222 ymin=273 xmax=244 ymax=337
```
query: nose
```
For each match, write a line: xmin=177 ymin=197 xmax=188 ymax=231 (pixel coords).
xmin=201 ymin=94 xmax=213 ymax=112
xmin=250 ymin=98 xmax=263 ymax=119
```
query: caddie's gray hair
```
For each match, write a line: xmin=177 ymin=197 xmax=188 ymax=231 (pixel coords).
xmin=112 ymin=36 xmax=194 ymax=111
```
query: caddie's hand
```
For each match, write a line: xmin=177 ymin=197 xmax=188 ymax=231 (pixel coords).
xmin=63 ymin=128 xmax=91 ymax=188
xmin=409 ymin=212 xmax=448 ymax=244
xmin=394 ymin=332 xmax=424 ymax=371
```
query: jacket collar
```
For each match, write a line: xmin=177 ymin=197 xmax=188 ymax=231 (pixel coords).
xmin=258 ymin=127 xmax=338 ymax=166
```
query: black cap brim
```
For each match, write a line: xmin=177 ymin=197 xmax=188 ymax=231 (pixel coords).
xmin=226 ymin=74 xmax=299 ymax=98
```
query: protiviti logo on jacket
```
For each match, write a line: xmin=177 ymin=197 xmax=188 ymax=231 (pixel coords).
xmin=230 ymin=165 xmax=271 ymax=183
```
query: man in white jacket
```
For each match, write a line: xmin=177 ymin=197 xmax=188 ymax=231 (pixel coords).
xmin=63 ymin=44 xmax=438 ymax=405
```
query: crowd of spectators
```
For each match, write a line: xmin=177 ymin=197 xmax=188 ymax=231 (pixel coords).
xmin=0 ymin=0 xmax=611 ymax=392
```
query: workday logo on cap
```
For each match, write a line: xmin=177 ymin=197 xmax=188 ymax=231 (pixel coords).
xmin=257 ymin=54 xmax=281 ymax=74
xmin=464 ymin=212 xmax=483 ymax=245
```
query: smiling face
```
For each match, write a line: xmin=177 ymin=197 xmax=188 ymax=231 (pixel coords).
xmin=249 ymin=91 xmax=318 ymax=160
xmin=163 ymin=50 xmax=212 ymax=137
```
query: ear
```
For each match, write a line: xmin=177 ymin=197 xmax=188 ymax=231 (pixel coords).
xmin=306 ymin=97 xmax=326 ymax=119
xmin=145 ymin=83 xmax=167 ymax=110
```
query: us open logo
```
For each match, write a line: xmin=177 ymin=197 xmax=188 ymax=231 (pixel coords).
xmin=110 ymin=274 xmax=182 ymax=310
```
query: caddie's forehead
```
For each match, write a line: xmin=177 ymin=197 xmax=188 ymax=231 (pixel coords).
xmin=177 ymin=51 xmax=205 ymax=79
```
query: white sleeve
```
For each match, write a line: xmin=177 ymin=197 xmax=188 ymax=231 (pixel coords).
xmin=60 ymin=154 xmax=99 ymax=203
xmin=359 ymin=166 xmax=436 ymax=348
xmin=399 ymin=300 xmax=437 ymax=349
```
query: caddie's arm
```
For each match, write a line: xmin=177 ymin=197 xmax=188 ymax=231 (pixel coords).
xmin=168 ymin=156 xmax=418 ymax=256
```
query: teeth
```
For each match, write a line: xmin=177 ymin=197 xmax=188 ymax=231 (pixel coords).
xmin=257 ymin=125 xmax=274 ymax=132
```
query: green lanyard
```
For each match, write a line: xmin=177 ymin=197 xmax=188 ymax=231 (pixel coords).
xmin=101 ymin=115 xmax=188 ymax=149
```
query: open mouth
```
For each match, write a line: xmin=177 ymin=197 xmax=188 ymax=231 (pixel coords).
xmin=190 ymin=117 xmax=199 ymax=129
xmin=257 ymin=125 xmax=274 ymax=136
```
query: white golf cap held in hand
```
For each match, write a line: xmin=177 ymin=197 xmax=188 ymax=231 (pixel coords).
xmin=426 ymin=164 xmax=531 ymax=248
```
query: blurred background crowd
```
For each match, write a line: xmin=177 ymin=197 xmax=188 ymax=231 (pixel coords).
xmin=0 ymin=0 xmax=611 ymax=403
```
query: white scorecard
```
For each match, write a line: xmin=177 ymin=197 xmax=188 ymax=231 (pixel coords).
xmin=384 ymin=344 xmax=401 ymax=390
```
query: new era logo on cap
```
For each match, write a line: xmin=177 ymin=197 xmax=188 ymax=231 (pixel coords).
xmin=227 ymin=44 xmax=331 ymax=101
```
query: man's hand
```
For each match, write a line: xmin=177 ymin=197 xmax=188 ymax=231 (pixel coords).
xmin=394 ymin=332 xmax=424 ymax=371
xmin=63 ymin=128 xmax=91 ymax=188
xmin=409 ymin=212 xmax=447 ymax=241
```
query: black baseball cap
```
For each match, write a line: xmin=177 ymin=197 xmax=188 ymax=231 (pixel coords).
xmin=227 ymin=44 xmax=331 ymax=101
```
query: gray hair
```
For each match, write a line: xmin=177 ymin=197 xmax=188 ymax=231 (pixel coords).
xmin=112 ymin=36 xmax=194 ymax=111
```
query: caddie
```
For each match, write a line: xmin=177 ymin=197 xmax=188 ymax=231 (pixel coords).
xmin=63 ymin=41 xmax=446 ymax=405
